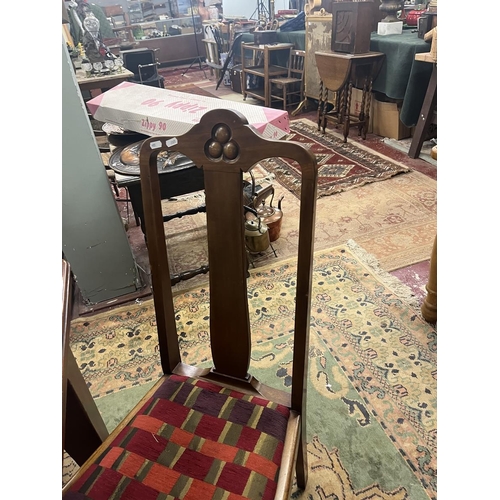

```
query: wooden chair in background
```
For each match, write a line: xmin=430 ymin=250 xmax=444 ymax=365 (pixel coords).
xmin=63 ymin=109 xmax=319 ymax=499
xmin=62 ymin=260 xmax=108 ymax=469
xmin=269 ymin=49 xmax=306 ymax=111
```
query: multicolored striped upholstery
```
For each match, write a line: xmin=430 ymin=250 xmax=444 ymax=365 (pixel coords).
xmin=65 ymin=374 xmax=290 ymax=499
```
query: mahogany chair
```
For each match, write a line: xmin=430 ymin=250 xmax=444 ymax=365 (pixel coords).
xmin=63 ymin=109 xmax=318 ymax=499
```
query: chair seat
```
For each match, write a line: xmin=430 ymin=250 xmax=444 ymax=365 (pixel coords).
xmin=269 ymin=77 xmax=302 ymax=85
xmin=65 ymin=374 xmax=290 ymax=500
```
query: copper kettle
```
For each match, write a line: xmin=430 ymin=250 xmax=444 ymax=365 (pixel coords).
xmin=255 ymin=191 xmax=284 ymax=243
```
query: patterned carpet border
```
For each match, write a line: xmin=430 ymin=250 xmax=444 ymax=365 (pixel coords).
xmin=263 ymin=119 xmax=411 ymax=199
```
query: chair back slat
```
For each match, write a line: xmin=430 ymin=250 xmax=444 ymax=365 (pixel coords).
xmin=139 ymin=108 xmax=318 ymax=386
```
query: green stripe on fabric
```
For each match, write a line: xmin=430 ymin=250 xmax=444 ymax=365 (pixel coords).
xmin=78 ymin=464 xmax=103 ymax=494
xmin=172 ymin=475 xmax=192 ymax=498
xmin=205 ymin=458 xmax=224 ymax=485
xmin=135 ymin=458 xmax=155 ymax=482
xmin=242 ymin=470 xmax=269 ymax=499
xmin=109 ymin=475 xmax=131 ymax=499
xmin=158 ymin=422 xmax=175 ymax=440
xmin=254 ymin=432 xmax=280 ymax=461
xmin=158 ymin=441 xmax=183 ymax=468
xmin=247 ymin=404 xmax=264 ymax=429
xmin=141 ymin=397 xmax=160 ymax=416
xmin=183 ymin=384 xmax=203 ymax=407
xmin=111 ymin=448 xmax=129 ymax=471
xmin=181 ymin=408 xmax=203 ymax=433
xmin=116 ymin=426 xmax=137 ymax=449
xmin=218 ymin=421 xmax=241 ymax=446
xmin=233 ymin=449 xmax=249 ymax=466
xmin=218 ymin=394 xmax=236 ymax=420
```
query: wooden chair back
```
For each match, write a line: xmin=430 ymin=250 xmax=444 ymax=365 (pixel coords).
xmin=288 ymin=49 xmax=306 ymax=80
xmin=63 ymin=109 xmax=318 ymax=499
xmin=269 ymin=49 xmax=306 ymax=110
xmin=140 ymin=109 xmax=318 ymax=493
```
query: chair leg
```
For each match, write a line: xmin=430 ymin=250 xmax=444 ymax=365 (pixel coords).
xmin=295 ymin=431 xmax=308 ymax=489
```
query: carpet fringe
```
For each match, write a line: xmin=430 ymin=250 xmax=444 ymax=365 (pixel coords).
xmin=346 ymin=239 xmax=421 ymax=309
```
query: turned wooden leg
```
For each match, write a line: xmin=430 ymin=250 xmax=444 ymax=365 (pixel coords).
xmin=421 ymin=235 xmax=437 ymax=323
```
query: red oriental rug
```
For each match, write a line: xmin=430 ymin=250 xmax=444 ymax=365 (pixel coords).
xmin=263 ymin=119 xmax=411 ymax=199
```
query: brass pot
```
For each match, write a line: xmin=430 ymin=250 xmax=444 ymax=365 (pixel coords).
xmin=245 ymin=219 xmax=270 ymax=253
xmin=256 ymin=195 xmax=283 ymax=242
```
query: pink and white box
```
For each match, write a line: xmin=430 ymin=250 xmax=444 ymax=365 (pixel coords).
xmin=86 ymin=82 xmax=290 ymax=139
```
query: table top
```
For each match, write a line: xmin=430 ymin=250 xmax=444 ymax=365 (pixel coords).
xmin=242 ymin=42 xmax=294 ymax=50
xmin=75 ymin=68 xmax=134 ymax=92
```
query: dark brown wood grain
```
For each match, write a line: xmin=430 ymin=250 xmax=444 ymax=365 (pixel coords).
xmin=63 ymin=108 xmax=319 ymax=498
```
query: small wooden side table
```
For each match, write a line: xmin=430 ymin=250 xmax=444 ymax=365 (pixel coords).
xmin=241 ymin=42 xmax=294 ymax=107
xmin=315 ymin=50 xmax=385 ymax=143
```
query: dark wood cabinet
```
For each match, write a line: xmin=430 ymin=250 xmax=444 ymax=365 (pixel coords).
xmin=331 ymin=1 xmax=374 ymax=54
xmin=134 ymin=32 xmax=204 ymax=65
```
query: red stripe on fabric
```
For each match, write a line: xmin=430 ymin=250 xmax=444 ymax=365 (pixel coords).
xmin=189 ymin=378 xmax=229 ymax=394
xmin=99 ymin=447 xmax=123 ymax=469
xmin=173 ymin=448 xmax=215 ymax=481
xmin=141 ymin=461 xmax=181 ymax=493
xmin=247 ymin=396 xmax=269 ymax=407
xmin=171 ymin=426 xmax=194 ymax=448
xmin=200 ymin=438 xmax=238 ymax=462
xmin=118 ymin=451 xmax=145 ymax=477
xmin=216 ymin=462 xmax=251 ymax=495
xmin=272 ymin=440 xmax=285 ymax=464
xmin=120 ymin=479 xmax=161 ymax=499
xmin=226 ymin=492 xmax=250 ymax=500
xmin=182 ymin=479 xmax=218 ymax=500
xmin=126 ymin=429 xmax=168 ymax=462
xmin=275 ymin=404 xmax=290 ymax=417
xmin=236 ymin=426 xmax=261 ymax=452
xmin=133 ymin=414 xmax=164 ymax=433
xmin=69 ymin=463 xmax=99 ymax=492
xmin=87 ymin=468 xmax=124 ymax=499
xmin=149 ymin=398 xmax=191 ymax=427
xmin=195 ymin=413 xmax=226 ymax=440
xmin=245 ymin=452 xmax=279 ymax=480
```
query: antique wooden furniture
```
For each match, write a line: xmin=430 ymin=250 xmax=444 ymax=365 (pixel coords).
xmin=120 ymin=48 xmax=165 ymax=88
xmin=408 ymin=29 xmax=437 ymax=159
xmin=108 ymin=142 xmax=207 ymax=285
xmin=331 ymin=1 xmax=374 ymax=54
xmin=102 ymin=4 xmax=129 ymax=27
xmin=269 ymin=49 xmax=306 ymax=111
xmin=63 ymin=108 xmax=318 ymax=499
xmin=241 ymin=42 xmax=294 ymax=107
xmin=315 ymin=50 xmax=385 ymax=142
xmin=62 ymin=260 xmax=109 ymax=468
xmin=75 ymin=67 xmax=134 ymax=94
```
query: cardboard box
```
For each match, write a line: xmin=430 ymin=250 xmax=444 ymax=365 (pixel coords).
xmin=349 ymin=88 xmax=373 ymax=134
xmin=87 ymin=82 xmax=290 ymax=139
xmin=371 ymin=95 xmax=412 ymax=140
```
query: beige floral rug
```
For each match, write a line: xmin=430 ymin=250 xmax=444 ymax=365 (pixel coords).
xmin=158 ymin=161 xmax=435 ymax=293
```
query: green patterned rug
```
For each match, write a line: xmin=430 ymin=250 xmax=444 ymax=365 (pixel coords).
xmin=67 ymin=241 xmax=437 ymax=499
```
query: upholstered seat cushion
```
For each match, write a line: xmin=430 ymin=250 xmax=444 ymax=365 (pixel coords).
xmin=65 ymin=374 xmax=290 ymax=500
